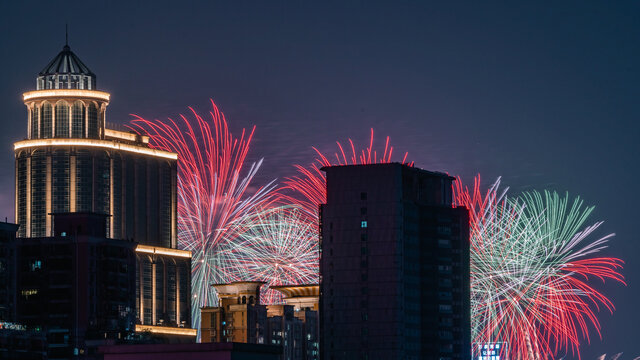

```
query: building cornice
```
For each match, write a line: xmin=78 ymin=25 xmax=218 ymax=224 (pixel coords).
xmin=135 ymin=244 xmax=191 ymax=258
xmin=135 ymin=324 xmax=197 ymax=337
xmin=14 ymin=138 xmax=177 ymax=160
xmin=23 ymin=89 xmax=110 ymax=102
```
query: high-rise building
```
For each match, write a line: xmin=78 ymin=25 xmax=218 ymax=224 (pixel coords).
xmin=16 ymin=213 xmax=137 ymax=359
xmin=200 ymin=282 xmax=320 ymax=360
xmin=269 ymin=285 xmax=320 ymax=360
xmin=15 ymin=44 xmax=177 ymax=247
xmin=319 ymin=163 xmax=470 ymax=360
xmin=12 ymin=43 xmax=194 ymax=340
xmin=0 ymin=221 xmax=20 ymax=322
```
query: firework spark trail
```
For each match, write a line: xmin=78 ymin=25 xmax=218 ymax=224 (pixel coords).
xmin=596 ymin=354 xmax=640 ymax=360
xmin=231 ymin=205 xmax=320 ymax=304
xmin=282 ymin=128 xmax=412 ymax=217
xmin=454 ymin=175 xmax=625 ymax=360
xmin=130 ymin=100 xmax=277 ymax=329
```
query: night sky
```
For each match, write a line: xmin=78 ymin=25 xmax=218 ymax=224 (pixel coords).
xmin=1 ymin=1 xmax=638 ymax=357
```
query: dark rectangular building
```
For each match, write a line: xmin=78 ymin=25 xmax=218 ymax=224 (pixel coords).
xmin=16 ymin=213 xmax=137 ymax=359
xmin=319 ymin=163 xmax=470 ymax=360
xmin=0 ymin=221 xmax=20 ymax=322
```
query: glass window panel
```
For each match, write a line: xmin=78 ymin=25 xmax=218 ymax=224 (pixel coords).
xmin=55 ymin=101 xmax=69 ymax=138
xmin=42 ymin=103 xmax=52 ymax=138
xmin=71 ymin=101 xmax=84 ymax=138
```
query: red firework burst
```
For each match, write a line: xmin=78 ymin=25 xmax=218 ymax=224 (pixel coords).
xmin=282 ymin=128 xmax=412 ymax=216
xmin=454 ymin=175 xmax=625 ymax=360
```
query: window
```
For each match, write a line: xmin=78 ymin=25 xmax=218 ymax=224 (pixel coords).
xmin=361 ymin=233 xmax=367 ymax=241
xmin=72 ymin=101 xmax=84 ymax=138
xmin=21 ymin=289 xmax=38 ymax=298
xmin=42 ymin=103 xmax=52 ymax=138
xmin=87 ymin=103 xmax=98 ymax=138
xmin=361 ymin=221 xmax=367 ymax=228
xmin=438 ymin=239 xmax=451 ymax=248
xmin=360 ymin=192 xmax=367 ymax=200
xmin=30 ymin=107 xmax=39 ymax=138
xmin=55 ymin=101 xmax=69 ymax=137
xmin=360 ymin=207 xmax=367 ymax=215
xmin=437 ymin=226 xmax=452 ymax=235
xmin=30 ymin=260 xmax=42 ymax=271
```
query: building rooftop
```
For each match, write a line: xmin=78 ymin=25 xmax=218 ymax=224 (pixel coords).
xmin=36 ymin=44 xmax=96 ymax=90
xmin=270 ymin=284 xmax=319 ymax=298
xmin=320 ymin=162 xmax=454 ymax=180
xmin=211 ymin=282 xmax=266 ymax=298
xmin=39 ymin=45 xmax=94 ymax=77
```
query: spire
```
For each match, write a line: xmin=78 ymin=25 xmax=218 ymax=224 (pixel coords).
xmin=65 ymin=24 xmax=68 ymax=47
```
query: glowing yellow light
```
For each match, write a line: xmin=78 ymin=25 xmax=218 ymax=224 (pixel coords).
xmin=135 ymin=244 xmax=191 ymax=258
xmin=23 ymin=89 xmax=111 ymax=102
xmin=14 ymin=139 xmax=177 ymax=160
xmin=135 ymin=324 xmax=197 ymax=336
xmin=105 ymin=128 xmax=138 ymax=142
xmin=21 ymin=289 xmax=38 ymax=296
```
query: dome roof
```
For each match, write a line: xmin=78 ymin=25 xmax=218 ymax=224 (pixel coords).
xmin=39 ymin=45 xmax=94 ymax=77
xmin=36 ymin=45 xmax=96 ymax=90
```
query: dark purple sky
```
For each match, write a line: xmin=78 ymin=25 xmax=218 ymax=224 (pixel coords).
xmin=1 ymin=1 xmax=638 ymax=357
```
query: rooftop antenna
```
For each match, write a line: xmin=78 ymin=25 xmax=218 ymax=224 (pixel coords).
xmin=65 ymin=23 xmax=68 ymax=46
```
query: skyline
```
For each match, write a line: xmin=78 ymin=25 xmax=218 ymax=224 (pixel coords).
xmin=1 ymin=1 xmax=639 ymax=358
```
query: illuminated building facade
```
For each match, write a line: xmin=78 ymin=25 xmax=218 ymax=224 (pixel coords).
xmin=320 ymin=163 xmax=471 ymax=360
xmin=201 ymin=282 xmax=267 ymax=344
xmin=12 ymin=44 xmax=193 ymax=343
xmin=135 ymin=245 xmax=192 ymax=329
xmin=15 ymin=44 xmax=178 ymax=248
xmin=200 ymin=282 xmax=319 ymax=360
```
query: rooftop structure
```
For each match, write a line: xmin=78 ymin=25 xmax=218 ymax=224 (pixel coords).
xmin=37 ymin=44 xmax=96 ymax=90
xmin=270 ymin=285 xmax=319 ymax=311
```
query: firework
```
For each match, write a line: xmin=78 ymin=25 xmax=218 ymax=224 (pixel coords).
xmin=231 ymin=205 xmax=320 ymax=304
xmin=130 ymin=100 xmax=277 ymax=329
xmin=454 ymin=176 xmax=625 ymax=360
xmin=596 ymin=354 xmax=640 ymax=360
xmin=283 ymin=128 xmax=412 ymax=217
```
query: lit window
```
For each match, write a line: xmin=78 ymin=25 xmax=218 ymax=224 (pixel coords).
xmin=30 ymin=260 xmax=42 ymax=271
xmin=361 ymin=221 xmax=367 ymax=228
xmin=21 ymin=289 xmax=38 ymax=297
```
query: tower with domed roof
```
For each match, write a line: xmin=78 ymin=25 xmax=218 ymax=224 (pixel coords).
xmin=14 ymin=43 xmax=193 ymax=331
xmin=15 ymin=43 xmax=180 ymax=242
